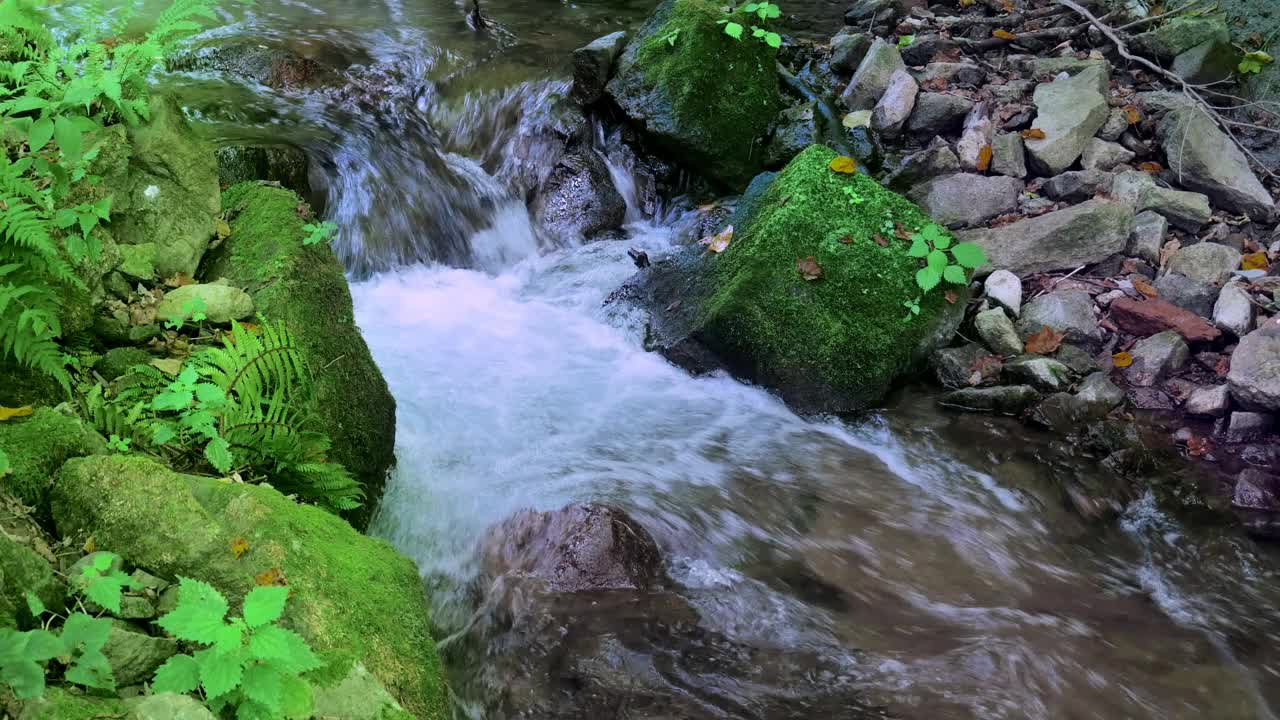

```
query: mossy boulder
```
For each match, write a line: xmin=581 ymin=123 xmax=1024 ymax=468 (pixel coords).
xmin=93 ymin=347 xmax=154 ymax=382
xmin=0 ymin=408 xmax=105 ymax=510
xmin=51 ymin=456 xmax=448 ymax=719
xmin=622 ymin=145 xmax=965 ymax=413
xmin=0 ymin=360 xmax=64 ymax=408
xmin=203 ymin=184 xmax=395 ymax=528
xmin=606 ymin=0 xmax=781 ymax=189
xmin=0 ymin=532 xmax=64 ymax=629
xmin=13 ymin=687 xmax=126 ymax=720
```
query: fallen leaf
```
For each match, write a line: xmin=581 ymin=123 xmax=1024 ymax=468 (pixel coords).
xmin=0 ymin=406 xmax=33 ymax=422
xmin=1132 ymin=277 xmax=1158 ymax=298
xmin=829 ymin=156 xmax=857 ymax=174
xmin=1215 ymin=355 xmax=1231 ymax=377
xmin=1021 ymin=128 xmax=1046 ymax=140
xmin=1024 ymin=326 xmax=1066 ymax=354
xmin=959 ymin=0 xmax=975 ymax=6
xmin=150 ymin=358 xmax=184 ymax=376
xmin=894 ymin=222 xmax=913 ymax=241
xmin=230 ymin=537 xmax=250 ymax=559
xmin=992 ymin=29 xmax=1017 ymax=40
xmin=1242 ymin=251 xmax=1270 ymax=272
xmin=969 ymin=354 xmax=1003 ymax=382
xmin=82 ymin=536 xmax=96 ymax=554
xmin=215 ymin=218 xmax=232 ymax=240
xmin=254 ymin=567 xmax=287 ymax=587
xmin=975 ymin=145 xmax=993 ymax=172
xmin=1138 ymin=161 xmax=1164 ymax=175
xmin=840 ymin=234 xmax=855 ymax=245
xmin=1112 ymin=351 xmax=1134 ymax=368
xmin=164 ymin=273 xmax=197 ymax=288
xmin=944 ymin=290 xmax=959 ymax=304
xmin=1186 ymin=435 xmax=1212 ymax=457
xmin=920 ymin=76 xmax=949 ymax=92
xmin=797 ymin=256 xmax=824 ymax=281
xmin=842 ymin=111 xmax=871 ymax=129
xmin=1001 ymin=0 xmax=1015 ymax=12
xmin=1123 ymin=104 xmax=1141 ymax=124
xmin=873 ymin=233 xmax=889 ymax=247
xmin=702 ymin=225 xmax=733 ymax=254
xmin=1159 ymin=239 xmax=1181 ymax=269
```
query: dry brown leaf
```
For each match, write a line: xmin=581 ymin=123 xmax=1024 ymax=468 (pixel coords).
xmin=797 ymin=256 xmax=824 ymax=281
xmin=1132 ymin=277 xmax=1158 ymax=298
xmin=829 ymin=156 xmax=857 ymax=174
xmin=164 ymin=273 xmax=197 ymax=288
xmin=840 ymin=234 xmax=855 ymax=245
xmin=1123 ymin=104 xmax=1142 ymax=125
xmin=0 ymin=406 xmax=33 ymax=422
xmin=1186 ymin=435 xmax=1212 ymax=457
xmin=1112 ymin=351 xmax=1134 ymax=368
xmin=894 ymin=222 xmax=913 ymax=241
xmin=969 ymin=354 xmax=1003 ymax=382
xmin=1215 ymin=355 xmax=1231 ymax=377
xmin=992 ymin=29 xmax=1017 ymax=40
xmin=1138 ymin=161 xmax=1164 ymax=175
xmin=975 ymin=145 xmax=993 ymax=173
xmin=702 ymin=225 xmax=733 ymax=254
xmin=1159 ymin=239 xmax=1182 ymax=269
xmin=255 ymin=567 xmax=287 ymax=587
xmin=1021 ymin=128 xmax=1047 ymax=140
xmin=231 ymin=537 xmax=250 ymax=559
xmin=944 ymin=290 xmax=959 ymax=305
xmin=1242 ymin=251 xmax=1270 ymax=272
xmin=873 ymin=233 xmax=889 ymax=247
xmin=1024 ymin=325 xmax=1066 ymax=354
xmin=920 ymin=77 xmax=949 ymax=92
xmin=1001 ymin=0 xmax=1015 ymax=12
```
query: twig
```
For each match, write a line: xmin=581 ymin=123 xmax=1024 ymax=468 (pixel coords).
xmin=1115 ymin=0 xmax=1203 ymax=32
xmin=957 ymin=20 xmax=1095 ymax=53
xmin=936 ymin=6 xmax=1071 ymax=29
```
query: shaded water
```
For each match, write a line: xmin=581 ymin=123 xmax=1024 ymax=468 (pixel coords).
xmin=109 ymin=0 xmax=1280 ymax=716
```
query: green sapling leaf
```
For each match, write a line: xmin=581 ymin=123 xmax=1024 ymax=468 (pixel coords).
xmin=243 ymin=586 xmax=289 ymax=629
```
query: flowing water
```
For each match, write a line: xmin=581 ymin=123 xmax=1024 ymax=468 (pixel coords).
xmin=104 ymin=0 xmax=1280 ymax=715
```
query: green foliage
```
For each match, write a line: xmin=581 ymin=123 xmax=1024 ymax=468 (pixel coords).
xmin=300 ymin=221 xmax=337 ymax=247
xmin=897 ymin=34 xmax=915 ymax=49
xmin=1238 ymin=50 xmax=1273 ymax=74
xmin=76 ymin=552 xmax=141 ymax=614
xmin=153 ymin=579 xmax=320 ymax=718
xmin=0 ymin=0 xmax=218 ymax=388
xmin=906 ymin=223 xmax=986 ymax=294
xmin=718 ymin=2 xmax=781 ymax=48
xmin=164 ymin=295 xmax=209 ymax=330
xmin=0 ymin=445 xmax=8 ymax=476
xmin=660 ymin=28 xmax=681 ymax=46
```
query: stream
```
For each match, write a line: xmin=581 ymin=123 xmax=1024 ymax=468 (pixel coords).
xmin=102 ymin=0 xmax=1280 ymax=715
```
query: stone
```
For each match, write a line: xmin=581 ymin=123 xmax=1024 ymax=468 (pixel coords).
xmin=533 ymin=147 xmax=627 ymax=239
xmin=1005 ymin=356 xmax=1073 ymax=392
xmin=16 ymin=687 xmax=126 ymax=719
xmin=991 ymin=132 xmax=1026 ymax=178
xmin=983 ymin=269 xmax=1022 ymax=316
xmin=1080 ymin=138 xmax=1135 ymax=172
xmin=1125 ymin=330 xmax=1189 ymax=387
xmin=900 ymin=33 xmax=957 ymax=66
xmin=128 ymin=694 xmax=217 ymax=720
xmin=1227 ymin=322 xmax=1280 ymax=411
xmin=871 ymin=69 xmax=919 ymax=138
xmin=1026 ymin=56 xmax=1110 ymax=80
xmin=0 ymin=533 xmax=64 ymax=629
xmin=974 ymin=308 xmax=1023 ymax=355
xmin=884 ymin=140 xmax=960 ymax=191
xmin=956 ymin=103 xmax=994 ymax=171
xmin=53 ymin=456 xmax=449 ymax=717
xmin=1024 ymin=66 xmax=1111 ymax=176
xmin=0 ymin=407 xmax=106 ymax=509
xmin=914 ymin=62 xmax=985 ymax=86
xmin=607 ymin=0 xmax=781 ymax=188
xmin=1154 ymin=272 xmax=1218 ymax=317
xmin=956 ymin=199 xmax=1134 ymax=276
xmin=1017 ymin=290 xmax=1102 ymax=347
xmin=1127 ymin=210 xmax=1167 ymax=264
xmin=931 ymin=343 xmax=993 ymax=388
xmin=1055 ymin=342 xmax=1099 ymax=375
xmin=1185 ymin=384 xmax=1230 ymax=417
xmin=1109 ymin=296 xmax=1221 ymax=342
xmin=906 ymin=92 xmax=974 ymax=137
xmin=1233 ymin=469 xmax=1280 ymax=540
xmin=154 ymin=283 xmax=254 ymax=325
xmin=1159 ymin=105 xmax=1276 ymax=221
xmin=1226 ymin=411 xmax=1275 ymax=443
xmin=990 ymin=79 xmax=1034 ymax=103
xmin=830 ymin=31 xmax=873 ymax=75
xmin=1112 ymin=171 xmax=1211 ymax=232
xmin=842 ymin=37 xmax=906 ymax=111
xmin=1171 ymin=38 xmax=1238 ymax=85
xmin=103 ymin=622 xmax=178 ymax=686
xmin=1164 ymin=242 xmax=1242 ymax=286
xmin=844 ymin=0 xmax=901 ymax=25
xmin=572 ymin=31 xmax=628 ymax=104
xmin=1043 ymin=170 xmax=1113 ymax=203
xmin=939 ymin=385 xmax=1041 ymax=414
xmin=312 ymin=664 xmax=416 ymax=720
xmin=94 ymin=347 xmax=153 ymax=382
xmin=1133 ymin=15 xmax=1231 ymax=62
xmin=907 ymin=173 xmax=1022 ymax=228
xmin=1213 ymin=282 xmax=1255 ymax=338
xmin=116 ymin=243 xmax=156 ymax=281
xmin=1075 ymin=371 xmax=1125 ymax=414
xmin=1096 ymin=108 xmax=1130 ymax=141
xmin=214 ymin=144 xmax=311 ymax=200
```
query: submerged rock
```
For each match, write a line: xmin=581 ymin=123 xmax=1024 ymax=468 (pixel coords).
xmin=1233 ymin=469 xmax=1280 ymax=540
xmin=940 ymin=385 xmax=1041 ymax=414
xmin=533 ymin=147 xmax=627 ymax=240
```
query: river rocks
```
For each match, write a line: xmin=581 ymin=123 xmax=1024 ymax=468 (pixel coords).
xmin=1017 ymin=290 xmax=1101 ymax=347
xmin=1024 ymin=66 xmax=1110 ymax=176
xmin=116 ymin=243 xmax=156 ymax=282
xmin=1080 ymin=138 xmax=1134 ymax=172
xmin=607 ymin=0 xmax=779 ymax=188
xmin=983 ymin=270 xmax=1022 ymax=316
xmin=885 ymin=139 xmax=959 ymax=190
xmin=956 ymin=103 xmax=994 ymax=171
xmin=1159 ymin=105 xmax=1276 ymax=221
xmin=931 ymin=343 xmax=993 ymax=388
xmin=1043 ymin=170 xmax=1112 ymax=203
xmin=103 ymin=621 xmax=178 ymax=686
xmin=1109 ymin=297 xmax=1221 ymax=342
xmin=128 ymin=694 xmax=218 ymax=720
xmin=1227 ymin=322 xmax=1280 ymax=411
xmin=1233 ymin=469 xmax=1280 ymax=539
xmin=830 ymin=30 xmax=872 ymax=75
xmin=1076 ymin=372 xmax=1126 ymax=414
xmin=480 ymin=504 xmax=663 ymax=593
xmin=0 ymin=408 xmax=105 ymax=510
xmin=871 ymin=69 xmax=918 ymax=137
xmin=974 ymin=308 xmax=1023 ymax=355
xmin=1170 ymin=35 xmax=1237 ymax=85
xmin=907 ymin=174 xmax=1021 ymax=228
xmin=916 ymin=62 xmax=985 ymax=87
xmin=1128 ymin=330 xmax=1190 ymax=387
xmin=991 ymin=132 xmax=1026 ymax=178
xmin=1128 ymin=210 xmax=1167 ymax=264
xmin=0 ymin=532 xmax=63 ymax=629
xmin=1226 ymin=411 xmax=1274 ymax=443
xmin=956 ymin=199 xmax=1133 ymax=276
xmin=154 ymin=283 xmax=254 ymax=325
xmin=572 ymin=31 xmax=628 ymax=104
xmin=1213 ymin=282 xmax=1255 ymax=338
xmin=1163 ymin=242 xmax=1241 ymax=286
xmin=533 ymin=148 xmax=627 ymax=239
xmin=939 ymin=385 xmax=1040 ymax=414
xmin=1154 ymin=271 xmax=1218 ymax=317
xmin=1005 ymin=356 xmax=1072 ymax=392
xmin=52 ymin=455 xmax=449 ymax=717
xmin=1133 ymin=15 xmax=1230 ymax=62
xmin=842 ymin=37 xmax=905 ymax=111
xmin=1185 ymin=384 xmax=1231 ymax=418
xmin=203 ymin=184 xmax=395 ymax=528
xmin=1112 ymin=171 xmax=1212 ymax=232
xmin=215 ymin=144 xmax=311 ymax=200
xmin=766 ymin=102 xmax=820 ymax=168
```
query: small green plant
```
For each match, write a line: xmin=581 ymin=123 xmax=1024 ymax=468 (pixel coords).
xmin=1238 ymin=50 xmax=1273 ymax=75
xmin=902 ymin=296 xmax=921 ymax=321
xmin=841 ymin=185 xmax=865 ymax=205
xmin=107 ymin=433 xmax=131 ymax=453
xmin=164 ymin=295 xmax=209 ymax=330
xmin=897 ymin=34 xmax=915 ymax=49
xmin=719 ymin=2 xmax=782 ymax=48
xmin=660 ymin=28 xmax=681 ymax=46
xmin=906 ymin=223 xmax=987 ymax=293
xmin=300 ymin=221 xmax=337 ymax=246
xmin=0 ymin=447 xmax=9 ymax=477
xmin=153 ymin=579 xmax=320 ymax=718
xmin=76 ymin=552 xmax=141 ymax=614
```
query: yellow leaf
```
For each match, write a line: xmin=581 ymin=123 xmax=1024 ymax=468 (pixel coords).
xmin=828 ymin=156 xmax=857 ymax=174
xmin=1021 ymin=128 xmax=1046 ymax=140
xmin=1242 ymin=251 xmax=1270 ymax=272
xmin=0 ymin=406 xmax=33 ymax=422
xmin=150 ymin=358 xmax=184 ymax=376
xmin=702 ymin=225 xmax=734 ymax=254
xmin=83 ymin=536 xmax=96 ymax=554
xmin=1112 ymin=351 xmax=1134 ymax=368
xmin=992 ymin=29 xmax=1018 ymax=40
xmin=1123 ymin=104 xmax=1141 ymax=125
xmin=1132 ymin=277 xmax=1158 ymax=298
xmin=975 ymin=145 xmax=993 ymax=173
xmin=216 ymin=218 xmax=232 ymax=240
xmin=255 ymin=567 xmax=286 ymax=586
xmin=842 ymin=111 xmax=871 ymax=129
xmin=231 ymin=537 xmax=249 ymax=559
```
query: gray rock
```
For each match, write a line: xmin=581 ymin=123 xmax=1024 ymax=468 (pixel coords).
xmin=128 ymin=693 xmax=217 ymax=720
xmin=572 ymin=31 xmax=628 ymax=104
xmin=990 ymin=79 xmax=1034 ymax=104
xmin=1139 ymin=89 xmax=1197 ymax=115
xmin=1043 ymin=170 xmax=1113 ymax=203
xmin=103 ymin=622 xmax=179 ymax=686
xmin=984 ymin=270 xmax=1022 ymax=316
xmin=1232 ymin=468 xmax=1280 ymax=539
xmin=906 ymin=93 xmax=974 ymax=137
xmin=1017 ymin=290 xmax=1102 ymax=347
xmin=930 ymin=343 xmax=993 ymax=389
xmin=1226 ymin=411 xmax=1275 ymax=443
xmin=1055 ymin=342 xmax=1100 ymax=375
xmin=534 ymin=148 xmax=627 ymax=239
xmin=1154 ymin=272 xmax=1218 ymax=317
xmin=991 ymin=132 xmax=1026 ymax=178
xmin=1025 ymin=66 xmax=1111 ymax=176
xmin=1096 ymin=108 xmax=1130 ymax=142
xmin=830 ymin=31 xmax=872 ymax=75
xmin=940 ymin=385 xmax=1041 ymax=414
xmin=900 ymin=33 xmax=957 ymax=66
xmin=1185 ymin=384 xmax=1230 ymax=417
xmin=1026 ymin=57 xmax=1111 ymax=81
xmin=154 ymin=283 xmax=254 ymax=325
xmin=1213 ymin=282 xmax=1255 ymax=338
xmin=956 ymin=199 xmax=1134 ymax=276
xmin=1080 ymin=138 xmax=1135 ymax=172
xmin=1006 ymin=356 xmax=1073 ymax=392
xmin=1126 ymin=330 xmax=1189 ymax=387
xmin=957 ymin=103 xmax=994 ymax=171
xmin=1112 ymin=171 xmax=1211 ymax=232
xmin=765 ymin=103 xmax=819 ymax=169
xmin=1159 ymin=106 xmax=1276 ymax=221
xmin=1164 ymin=242 xmax=1241 ymax=286
xmin=974 ymin=308 xmax=1023 ymax=355
xmin=914 ymin=62 xmax=985 ymax=86
xmin=842 ymin=37 xmax=906 ymax=111
xmin=215 ymin=144 xmax=311 ymax=199
xmin=1227 ymin=321 xmax=1280 ymax=411
xmin=907 ymin=173 xmax=1023 ymax=228
xmin=885 ymin=140 xmax=960 ymax=191
xmin=871 ymin=69 xmax=919 ymax=138
xmin=1133 ymin=15 xmax=1230 ymax=62
xmin=1076 ymin=371 xmax=1126 ymax=413
xmin=1170 ymin=38 xmax=1237 ymax=85
xmin=845 ymin=0 xmax=902 ymax=25
xmin=1127 ymin=210 xmax=1167 ymax=264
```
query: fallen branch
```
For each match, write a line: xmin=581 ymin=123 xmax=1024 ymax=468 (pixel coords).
xmin=936 ymin=5 xmax=1071 ymax=30
xmin=957 ymin=19 xmax=1097 ymax=53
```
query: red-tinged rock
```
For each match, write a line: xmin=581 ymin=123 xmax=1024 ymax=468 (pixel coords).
xmin=1108 ymin=297 xmax=1221 ymax=343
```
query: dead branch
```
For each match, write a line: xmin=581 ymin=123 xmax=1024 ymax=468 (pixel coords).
xmin=957 ymin=19 xmax=1095 ymax=53
xmin=936 ymin=5 xmax=1071 ymax=30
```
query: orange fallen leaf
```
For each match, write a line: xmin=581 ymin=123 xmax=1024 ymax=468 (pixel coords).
xmin=829 ymin=156 xmax=857 ymax=174
xmin=1132 ymin=277 xmax=1158 ymax=298
xmin=230 ymin=537 xmax=249 ymax=559
xmin=702 ymin=225 xmax=733 ymax=254
xmin=975 ymin=144 xmax=993 ymax=173
xmin=1001 ymin=0 xmax=1015 ymax=12
xmin=1024 ymin=326 xmax=1066 ymax=355
xmin=1215 ymin=355 xmax=1231 ymax=377
xmin=1021 ymin=128 xmax=1047 ymax=140
xmin=1123 ymin=104 xmax=1142 ymax=124
xmin=164 ymin=273 xmax=197 ymax=288
xmin=1242 ymin=251 xmax=1269 ymax=272
xmin=0 ymin=406 xmax=33 ymax=422
xmin=1186 ymin=435 xmax=1212 ymax=457
xmin=992 ymin=29 xmax=1018 ymax=40
xmin=1138 ymin=161 xmax=1164 ymax=175
xmin=1112 ymin=351 xmax=1134 ymax=368
xmin=944 ymin=290 xmax=959 ymax=305
xmin=969 ymin=354 xmax=1003 ymax=383
xmin=797 ymin=256 xmax=824 ymax=281
xmin=255 ymin=567 xmax=287 ymax=587
xmin=894 ymin=222 xmax=913 ymax=241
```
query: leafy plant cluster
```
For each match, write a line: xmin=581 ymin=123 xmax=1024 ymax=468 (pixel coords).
xmin=0 ymin=0 xmax=217 ymax=389
xmin=719 ymin=2 xmax=782 ymax=49
xmin=82 ymin=319 xmax=365 ymax=512
xmin=300 ymin=221 xmax=337 ymax=247
xmin=906 ymin=223 xmax=986 ymax=293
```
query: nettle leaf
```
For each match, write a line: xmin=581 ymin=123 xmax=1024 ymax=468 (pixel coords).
xmin=196 ymin=646 xmax=244 ymax=700
xmin=66 ymin=647 xmax=115 ymax=690
xmin=950 ymin=242 xmax=988 ymax=269
xmin=916 ymin=267 xmax=941 ymax=293
xmin=1 ymin=658 xmax=44 ymax=699
xmin=279 ymin=673 xmax=314 ymax=720
xmin=157 ymin=577 xmax=229 ymax=644
xmin=53 ymin=115 xmax=82 ymax=163
xmin=24 ymin=592 xmax=45 ymax=618
xmin=152 ymin=654 xmax=201 ymax=695
xmin=23 ymin=629 xmax=64 ymax=661
xmin=906 ymin=238 xmax=928 ymax=258
xmin=243 ymin=586 xmax=289 ymax=629
xmin=61 ymin=613 xmax=110 ymax=654
xmin=241 ymin=663 xmax=284 ymax=711
xmin=84 ymin=574 xmax=127 ymax=613
xmin=765 ymin=32 xmax=782 ymax=48
xmin=724 ymin=21 xmax=744 ymax=39
xmin=926 ymin=249 xmax=948 ymax=274
xmin=247 ymin=626 xmax=321 ymax=674
xmin=933 ymin=234 xmax=952 ymax=250
xmin=205 ymin=435 xmax=234 ymax=473
xmin=943 ymin=264 xmax=968 ymax=285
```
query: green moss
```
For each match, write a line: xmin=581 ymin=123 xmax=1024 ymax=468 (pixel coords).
xmin=695 ymin=145 xmax=964 ymax=412
xmin=52 ymin=456 xmax=449 ymax=719
xmin=0 ymin=532 xmax=65 ymax=629
xmin=609 ymin=0 xmax=780 ymax=188
xmin=93 ymin=347 xmax=154 ymax=382
xmin=204 ymin=184 xmax=395 ymax=530
xmin=0 ymin=408 xmax=105 ymax=510
xmin=13 ymin=686 xmax=126 ymax=720
xmin=0 ymin=359 xmax=65 ymax=408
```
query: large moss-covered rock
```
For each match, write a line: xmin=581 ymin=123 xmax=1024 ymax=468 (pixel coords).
xmin=606 ymin=0 xmax=781 ymax=188
xmin=0 ymin=532 xmax=64 ymax=629
xmin=202 ymin=184 xmax=394 ymax=527
xmin=51 ymin=456 xmax=448 ymax=719
xmin=0 ymin=408 xmax=105 ymax=510
xmin=14 ymin=687 xmax=126 ymax=720
xmin=627 ymin=145 xmax=965 ymax=413
xmin=0 ymin=360 xmax=64 ymax=408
